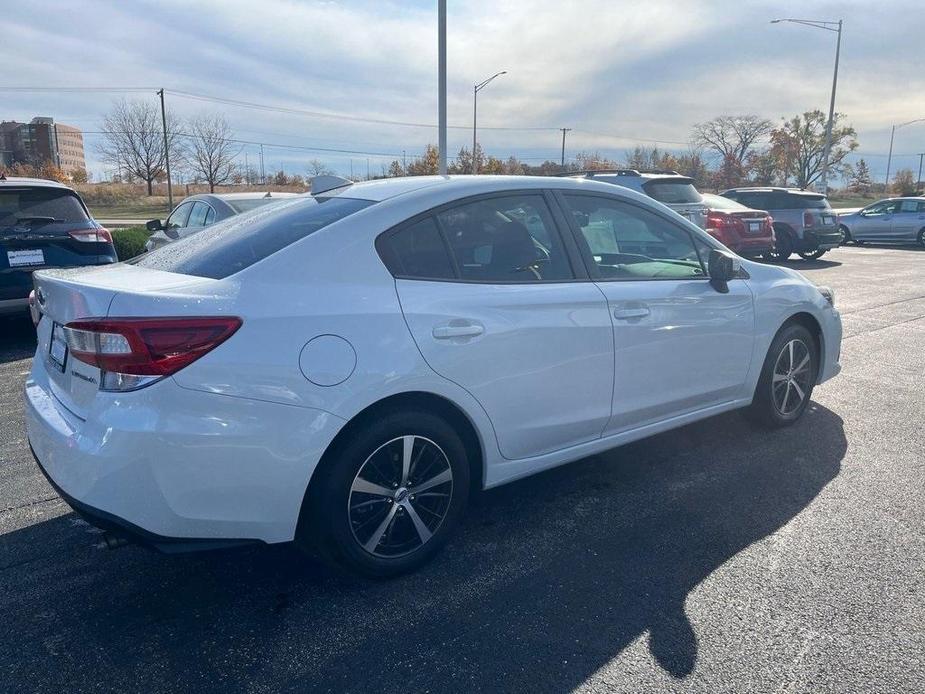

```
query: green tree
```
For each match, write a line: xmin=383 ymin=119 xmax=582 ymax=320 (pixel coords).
xmin=386 ymin=160 xmax=405 ymax=177
xmin=847 ymin=158 xmax=872 ymax=193
xmin=769 ymin=110 xmax=858 ymax=189
xmin=406 ymin=144 xmax=440 ymax=176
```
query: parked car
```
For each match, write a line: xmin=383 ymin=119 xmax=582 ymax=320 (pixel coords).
xmin=26 ymin=175 xmax=842 ymax=577
xmin=145 ymin=192 xmax=298 ymax=251
xmin=1 ymin=175 xmax=115 ymax=316
xmin=720 ymin=187 xmax=842 ymax=261
xmin=563 ymin=169 xmax=708 ymax=229
xmin=837 ymin=197 xmax=925 ymax=247
xmin=701 ymin=193 xmax=775 ymax=258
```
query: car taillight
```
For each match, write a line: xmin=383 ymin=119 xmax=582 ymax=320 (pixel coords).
xmin=63 ymin=317 xmax=241 ymax=391
xmin=803 ymin=211 xmax=814 ymax=228
xmin=68 ymin=227 xmax=113 ymax=244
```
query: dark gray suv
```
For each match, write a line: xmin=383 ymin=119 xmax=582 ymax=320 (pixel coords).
xmin=720 ymin=187 xmax=842 ymax=261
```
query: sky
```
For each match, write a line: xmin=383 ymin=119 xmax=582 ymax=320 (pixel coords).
xmin=2 ymin=0 xmax=924 ymax=181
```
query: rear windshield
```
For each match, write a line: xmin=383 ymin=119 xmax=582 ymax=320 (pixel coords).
xmin=787 ymin=194 xmax=830 ymax=210
xmin=133 ymin=196 xmax=373 ymax=279
xmin=642 ymin=180 xmax=702 ymax=204
xmin=702 ymin=194 xmax=746 ymax=211
xmin=226 ymin=197 xmax=293 ymax=214
xmin=0 ymin=187 xmax=88 ymax=227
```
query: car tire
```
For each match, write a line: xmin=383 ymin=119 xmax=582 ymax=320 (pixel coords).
xmin=839 ymin=225 xmax=852 ymax=245
xmin=745 ymin=323 xmax=818 ymax=429
xmin=769 ymin=228 xmax=794 ymax=261
xmin=918 ymin=228 xmax=925 ymax=248
xmin=299 ymin=409 xmax=470 ymax=578
xmin=798 ymin=249 xmax=827 ymax=260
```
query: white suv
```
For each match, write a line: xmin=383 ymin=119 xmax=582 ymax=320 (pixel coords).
xmin=25 ymin=175 xmax=841 ymax=577
xmin=564 ymin=169 xmax=709 ymax=229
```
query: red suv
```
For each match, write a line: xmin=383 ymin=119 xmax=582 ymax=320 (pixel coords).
xmin=701 ymin=193 xmax=775 ymax=258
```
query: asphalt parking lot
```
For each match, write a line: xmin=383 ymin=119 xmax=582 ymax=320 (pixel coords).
xmin=1 ymin=245 xmax=923 ymax=693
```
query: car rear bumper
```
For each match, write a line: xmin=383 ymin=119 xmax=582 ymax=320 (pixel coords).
xmin=24 ymin=354 xmax=345 ymax=546
xmin=731 ymin=237 xmax=775 ymax=256
xmin=799 ymin=229 xmax=843 ymax=252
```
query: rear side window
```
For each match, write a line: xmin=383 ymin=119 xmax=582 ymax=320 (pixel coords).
xmin=134 ymin=196 xmax=373 ymax=279
xmin=0 ymin=187 xmax=88 ymax=227
xmin=383 ymin=217 xmax=455 ymax=279
xmin=642 ymin=180 xmax=702 ymax=204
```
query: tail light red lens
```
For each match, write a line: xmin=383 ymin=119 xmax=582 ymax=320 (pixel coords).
xmin=68 ymin=227 xmax=113 ymax=244
xmin=64 ymin=317 xmax=242 ymax=377
xmin=803 ymin=211 xmax=814 ymax=228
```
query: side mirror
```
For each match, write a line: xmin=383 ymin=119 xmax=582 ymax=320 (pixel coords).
xmin=708 ymin=248 xmax=739 ymax=293
xmin=146 ymin=219 xmax=163 ymax=232
xmin=164 ymin=227 xmax=180 ymax=240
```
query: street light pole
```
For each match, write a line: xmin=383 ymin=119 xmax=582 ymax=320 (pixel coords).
xmin=917 ymin=153 xmax=924 ymax=192
xmin=771 ymin=18 xmax=842 ymax=192
xmin=472 ymin=71 xmax=506 ymax=174
xmin=884 ymin=118 xmax=925 ymax=189
xmin=438 ymin=0 xmax=447 ymax=176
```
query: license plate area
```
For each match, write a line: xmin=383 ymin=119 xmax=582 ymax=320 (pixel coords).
xmin=748 ymin=221 xmax=761 ymax=233
xmin=822 ymin=215 xmax=835 ymax=225
xmin=49 ymin=322 xmax=68 ymax=373
xmin=7 ymin=248 xmax=45 ymax=267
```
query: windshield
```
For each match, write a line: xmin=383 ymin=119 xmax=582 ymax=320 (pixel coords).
xmin=133 ymin=196 xmax=373 ymax=279
xmin=642 ymin=180 xmax=703 ymax=204
xmin=0 ymin=187 xmax=89 ymax=227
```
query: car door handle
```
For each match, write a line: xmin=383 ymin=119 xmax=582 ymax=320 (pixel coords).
xmin=613 ymin=307 xmax=650 ymax=320
xmin=432 ymin=323 xmax=484 ymax=339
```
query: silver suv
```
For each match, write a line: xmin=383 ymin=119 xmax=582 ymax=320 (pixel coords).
xmin=720 ymin=187 xmax=842 ymax=261
xmin=563 ymin=169 xmax=708 ymax=229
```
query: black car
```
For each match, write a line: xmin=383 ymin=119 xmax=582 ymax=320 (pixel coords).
xmin=0 ymin=175 xmax=116 ymax=315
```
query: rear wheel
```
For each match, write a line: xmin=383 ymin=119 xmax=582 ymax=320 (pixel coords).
xmin=768 ymin=228 xmax=794 ymax=261
xmin=299 ymin=410 xmax=470 ymax=578
xmin=746 ymin=323 xmax=818 ymax=429
xmin=798 ymin=248 xmax=827 ymax=260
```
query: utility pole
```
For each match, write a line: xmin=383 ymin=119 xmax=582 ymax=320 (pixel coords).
xmin=560 ymin=128 xmax=572 ymax=168
xmin=402 ymin=150 xmax=407 ymax=170
xmin=885 ymin=119 xmax=925 ymax=188
xmin=918 ymin=153 xmax=925 ymax=192
xmin=437 ymin=0 xmax=447 ymax=175
xmin=244 ymin=151 xmax=249 ymax=184
xmin=157 ymin=88 xmax=173 ymax=208
xmin=366 ymin=158 xmax=370 ymax=180
xmin=259 ymin=144 xmax=265 ymax=184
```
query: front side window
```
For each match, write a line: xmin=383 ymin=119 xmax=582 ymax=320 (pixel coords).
xmin=436 ymin=195 xmax=573 ymax=282
xmin=562 ymin=194 xmax=707 ymax=280
xmin=186 ymin=201 xmax=210 ymax=228
xmin=863 ymin=201 xmax=898 ymax=216
xmin=166 ymin=202 xmax=193 ymax=229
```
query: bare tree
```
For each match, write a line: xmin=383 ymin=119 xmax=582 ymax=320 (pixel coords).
xmin=98 ymin=99 xmax=184 ymax=195
xmin=692 ymin=115 xmax=773 ymax=169
xmin=306 ymin=159 xmax=334 ymax=177
xmin=187 ymin=114 xmax=239 ymax=192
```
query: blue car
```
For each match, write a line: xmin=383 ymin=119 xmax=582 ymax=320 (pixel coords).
xmin=0 ymin=175 xmax=116 ymax=315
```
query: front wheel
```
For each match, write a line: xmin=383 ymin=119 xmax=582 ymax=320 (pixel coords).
xmin=918 ymin=228 xmax=925 ymax=248
xmin=798 ymin=248 xmax=827 ymax=260
xmin=839 ymin=225 xmax=852 ymax=245
xmin=745 ymin=323 xmax=818 ymax=429
xmin=300 ymin=410 xmax=470 ymax=578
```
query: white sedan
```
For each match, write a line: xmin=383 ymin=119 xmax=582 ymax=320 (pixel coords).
xmin=25 ymin=174 xmax=842 ymax=577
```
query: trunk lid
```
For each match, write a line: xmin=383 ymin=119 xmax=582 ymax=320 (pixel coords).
xmin=33 ymin=264 xmax=219 ymax=419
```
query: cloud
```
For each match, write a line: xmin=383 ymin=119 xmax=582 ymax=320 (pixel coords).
xmin=1 ymin=0 xmax=923 ymax=177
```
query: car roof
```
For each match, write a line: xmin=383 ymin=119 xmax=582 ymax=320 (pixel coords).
xmin=0 ymin=176 xmax=74 ymax=191
xmin=326 ymin=174 xmax=652 ymax=203
xmin=722 ymin=186 xmax=824 ymax=197
xmin=177 ymin=192 xmax=300 ymax=204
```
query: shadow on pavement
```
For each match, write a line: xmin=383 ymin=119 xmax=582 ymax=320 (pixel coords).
xmin=0 ymin=404 xmax=846 ymax=692
xmin=0 ymin=313 xmax=36 ymax=363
